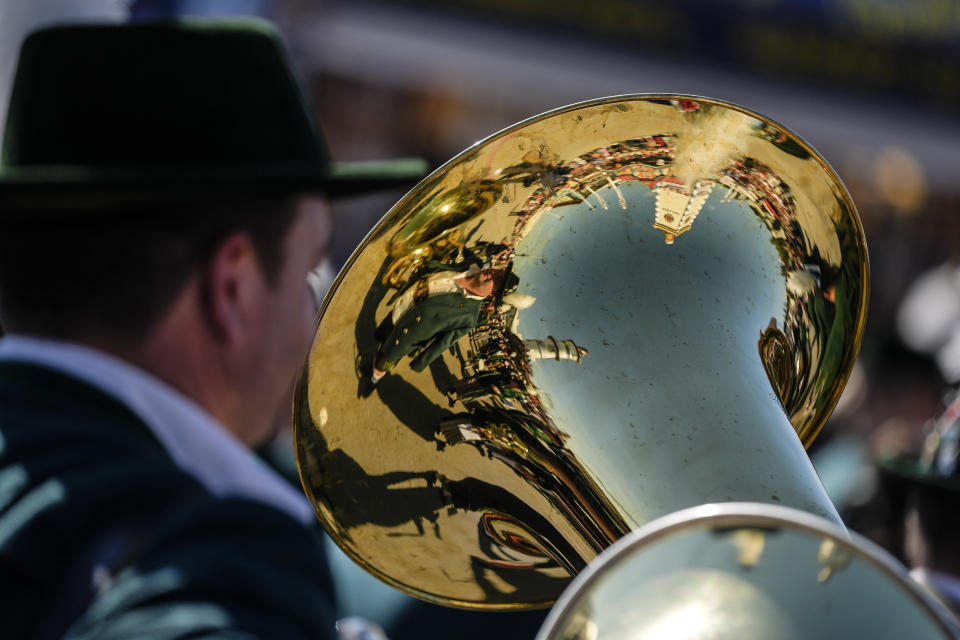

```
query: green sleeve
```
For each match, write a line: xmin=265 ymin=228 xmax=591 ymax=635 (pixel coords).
xmin=409 ymin=323 xmax=474 ymax=372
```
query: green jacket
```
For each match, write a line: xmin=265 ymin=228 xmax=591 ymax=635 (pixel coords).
xmin=380 ymin=292 xmax=484 ymax=372
xmin=0 ymin=362 xmax=336 ymax=639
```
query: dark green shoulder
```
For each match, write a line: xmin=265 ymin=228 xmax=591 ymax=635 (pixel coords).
xmin=65 ymin=497 xmax=336 ymax=640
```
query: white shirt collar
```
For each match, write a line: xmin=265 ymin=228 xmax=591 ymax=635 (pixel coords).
xmin=0 ymin=335 xmax=315 ymax=526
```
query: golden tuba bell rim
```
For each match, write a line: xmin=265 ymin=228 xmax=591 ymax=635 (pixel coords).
xmin=293 ymin=93 xmax=870 ymax=609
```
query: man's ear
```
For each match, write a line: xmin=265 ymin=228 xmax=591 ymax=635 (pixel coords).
xmin=202 ymin=231 xmax=264 ymax=344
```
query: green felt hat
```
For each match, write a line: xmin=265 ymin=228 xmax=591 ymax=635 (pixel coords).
xmin=878 ymin=390 xmax=960 ymax=495
xmin=0 ymin=19 xmax=428 ymax=214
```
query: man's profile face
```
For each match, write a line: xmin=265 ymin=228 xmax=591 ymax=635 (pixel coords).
xmin=244 ymin=195 xmax=332 ymax=446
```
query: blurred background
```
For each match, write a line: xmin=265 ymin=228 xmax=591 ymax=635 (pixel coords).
xmin=2 ymin=0 xmax=959 ymax=634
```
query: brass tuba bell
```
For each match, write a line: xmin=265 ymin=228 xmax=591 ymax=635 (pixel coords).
xmin=293 ymin=95 xmax=868 ymax=609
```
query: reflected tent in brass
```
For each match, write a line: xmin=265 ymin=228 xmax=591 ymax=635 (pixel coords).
xmin=293 ymin=95 xmax=869 ymax=609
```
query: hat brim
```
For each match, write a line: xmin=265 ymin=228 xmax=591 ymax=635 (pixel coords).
xmin=0 ymin=157 xmax=430 ymax=214
xmin=877 ymin=454 xmax=960 ymax=494
xmin=325 ymin=158 xmax=430 ymax=197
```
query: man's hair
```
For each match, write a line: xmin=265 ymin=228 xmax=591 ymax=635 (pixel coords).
xmin=484 ymin=268 xmax=507 ymax=295
xmin=0 ymin=197 xmax=299 ymax=346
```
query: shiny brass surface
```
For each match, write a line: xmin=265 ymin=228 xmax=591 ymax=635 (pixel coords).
xmin=536 ymin=504 xmax=959 ymax=639
xmin=294 ymin=95 xmax=868 ymax=608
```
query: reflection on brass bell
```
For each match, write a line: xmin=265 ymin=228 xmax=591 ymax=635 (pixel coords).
xmin=294 ymin=95 xmax=868 ymax=609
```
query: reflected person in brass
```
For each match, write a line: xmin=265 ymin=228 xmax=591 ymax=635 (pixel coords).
xmin=370 ymin=266 xmax=511 ymax=385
